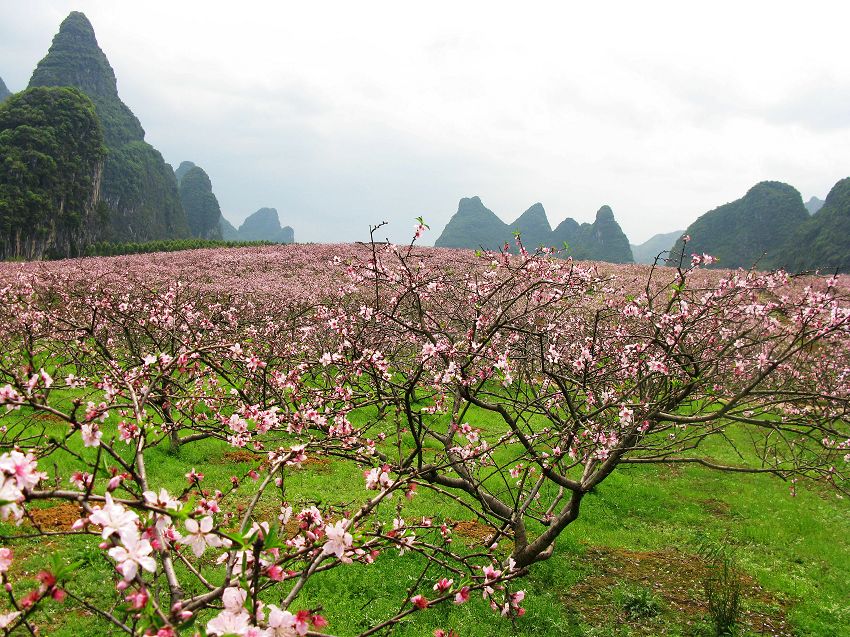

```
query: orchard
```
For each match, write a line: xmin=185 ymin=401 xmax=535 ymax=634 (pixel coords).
xmin=0 ymin=228 xmax=847 ymax=636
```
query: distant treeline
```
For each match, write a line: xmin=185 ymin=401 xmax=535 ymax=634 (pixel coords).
xmin=82 ymin=239 xmax=274 ymax=257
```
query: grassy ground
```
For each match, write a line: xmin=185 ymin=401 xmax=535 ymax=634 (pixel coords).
xmin=1 ymin=407 xmax=848 ymax=636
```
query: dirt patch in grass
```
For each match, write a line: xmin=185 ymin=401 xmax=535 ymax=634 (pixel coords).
xmin=222 ymin=450 xmax=261 ymax=464
xmin=564 ymin=546 xmax=793 ymax=636
xmin=26 ymin=502 xmax=83 ymax=531
xmin=298 ymin=456 xmax=331 ymax=472
xmin=655 ymin=464 xmax=684 ymax=481
xmin=699 ymin=498 xmax=733 ymax=518
xmin=34 ymin=411 xmax=67 ymax=423
xmin=452 ymin=520 xmax=495 ymax=546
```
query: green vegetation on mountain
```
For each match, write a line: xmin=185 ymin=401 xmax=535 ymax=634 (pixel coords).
xmin=631 ymin=229 xmax=684 ymax=265
xmin=174 ymin=161 xmax=249 ymax=242
xmin=435 ymin=196 xmax=512 ymax=250
xmin=28 ymin=12 xmax=189 ymax=243
xmin=550 ymin=206 xmax=634 ymax=263
xmin=29 ymin=12 xmax=142 ymax=148
xmin=509 ymin=202 xmax=552 ymax=250
xmin=101 ymin=141 xmax=188 ymax=240
xmin=236 ymin=207 xmax=294 ymax=243
xmin=0 ymin=86 xmax=106 ymax=260
xmin=178 ymin=165 xmax=224 ymax=240
xmin=768 ymin=177 xmax=850 ymax=273
xmin=575 ymin=205 xmax=633 ymax=263
xmin=669 ymin=182 xmax=808 ymax=269
xmin=436 ymin=197 xmax=633 ymax=263
xmin=0 ymin=77 xmax=11 ymax=103
xmin=550 ymin=217 xmax=581 ymax=251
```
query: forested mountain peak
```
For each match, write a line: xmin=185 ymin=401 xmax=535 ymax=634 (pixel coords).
xmin=29 ymin=11 xmax=144 ymax=147
xmin=768 ymin=177 xmax=850 ymax=273
xmin=595 ymin=205 xmax=615 ymax=221
xmin=584 ymin=205 xmax=634 ymax=263
xmin=512 ymin=202 xmax=550 ymax=230
xmin=458 ymin=196 xmax=500 ymax=218
xmin=434 ymin=197 xmax=509 ymax=250
xmin=509 ymin=203 xmax=552 ymax=250
xmin=178 ymin=165 xmax=224 ymax=240
xmin=0 ymin=86 xmax=106 ymax=260
xmin=670 ymin=181 xmax=808 ymax=269
xmin=515 ymin=202 xmax=544 ymax=219
xmin=28 ymin=12 xmax=188 ymax=243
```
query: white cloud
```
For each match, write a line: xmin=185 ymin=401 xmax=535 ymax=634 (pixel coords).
xmin=2 ymin=0 xmax=849 ymax=244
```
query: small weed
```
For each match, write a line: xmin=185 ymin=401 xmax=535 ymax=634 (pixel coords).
xmin=613 ymin=582 xmax=663 ymax=619
xmin=704 ymin=558 xmax=742 ymax=636
xmin=695 ymin=537 xmax=742 ymax=636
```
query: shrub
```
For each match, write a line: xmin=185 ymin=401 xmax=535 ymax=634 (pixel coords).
xmin=614 ymin=583 xmax=663 ymax=619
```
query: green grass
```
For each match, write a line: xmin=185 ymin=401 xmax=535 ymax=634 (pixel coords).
xmin=1 ymin=403 xmax=848 ymax=636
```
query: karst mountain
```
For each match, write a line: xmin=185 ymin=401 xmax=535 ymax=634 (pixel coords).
xmin=28 ymin=12 xmax=189 ymax=243
xmin=667 ymin=180 xmax=850 ymax=273
xmin=435 ymin=197 xmax=633 ymax=263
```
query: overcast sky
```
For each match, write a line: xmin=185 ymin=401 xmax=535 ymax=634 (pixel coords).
xmin=2 ymin=1 xmax=849 ymax=244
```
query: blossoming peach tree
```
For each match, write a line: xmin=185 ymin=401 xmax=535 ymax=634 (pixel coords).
xmin=0 ymin=227 xmax=847 ymax=636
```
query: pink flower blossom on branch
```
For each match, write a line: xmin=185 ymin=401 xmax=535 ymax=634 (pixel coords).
xmin=89 ymin=494 xmax=138 ymax=540
xmin=108 ymin=531 xmax=156 ymax=581
xmin=183 ymin=516 xmax=223 ymax=557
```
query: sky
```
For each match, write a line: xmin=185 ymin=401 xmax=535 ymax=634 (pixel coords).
xmin=2 ymin=0 xmax=850 ymax=245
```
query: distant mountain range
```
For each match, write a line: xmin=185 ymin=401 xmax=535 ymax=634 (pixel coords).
xmin=175 ymin=161 xmax=294 ymax=244
xmin=2 ymin=13 xmax=847 ymax=269
xmin=631 ymin=230 xmax=685 ymax=265
xmin=434 ymin=181 xmax=849 ymax=272
xmin=221 ymin=207 xmax=294 ymax=244
xmin=805 ymin=196 xmax=825 ymax=215
xmin=435 ymin=197 xmax=633 ymax=263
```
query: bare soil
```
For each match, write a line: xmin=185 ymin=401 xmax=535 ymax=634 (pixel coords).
xmin=452 ymin=519 xmax=496 ymax=546
xmin=25 ymin=502 xmax=83 ymax=532
xmin=564 ymin=545 xmax=793 ymax=636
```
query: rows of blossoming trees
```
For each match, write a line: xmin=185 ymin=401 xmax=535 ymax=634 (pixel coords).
xmin=0 ymin=227 xmax=848 ymax=636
